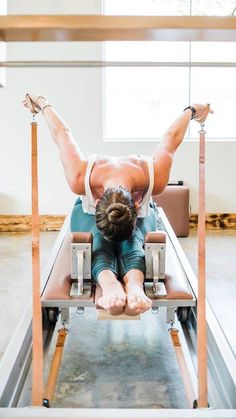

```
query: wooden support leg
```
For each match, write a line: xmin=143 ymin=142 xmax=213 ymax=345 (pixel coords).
xmin=44 ymin=328 xmax=68 ymax=407
xmin=169 ymin=328 xmax=196 ymax=408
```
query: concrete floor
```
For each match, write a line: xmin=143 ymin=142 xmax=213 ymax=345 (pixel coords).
xmin=49 ymin=308 xmax=187 ymax=408
xmin=0 ymin=229 xmax=236 ymax=408
xmin=179 ymin=230 xmax=236 ymax=355
xmin=0 ymin=231 xmax=58 ymax=360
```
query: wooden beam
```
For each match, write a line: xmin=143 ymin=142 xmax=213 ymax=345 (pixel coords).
xmin=0 ymin=213 xmax=236 ymax=232
xmin=0 ymin=15 xmax=236 ymax=42
xmin=190 ymin=213 xmax=236 ymax=230
xmin=0 ymin=215 xmax=66 ymax=232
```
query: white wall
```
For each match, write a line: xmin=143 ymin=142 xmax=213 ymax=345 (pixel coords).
xmin=0 ymin=0 xmax=7 ymax=87
xmin=1 ymin=0 xmax=103 ymax=214
xmin=1 ymin=0 xmax=235 ymax=214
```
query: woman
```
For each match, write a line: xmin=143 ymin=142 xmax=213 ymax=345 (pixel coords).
xmin=23 ymin=94 xmax=212 ymax=316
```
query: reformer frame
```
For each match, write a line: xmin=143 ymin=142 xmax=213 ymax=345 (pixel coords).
xmin=1 ymin=13 xmax=236 ymax=418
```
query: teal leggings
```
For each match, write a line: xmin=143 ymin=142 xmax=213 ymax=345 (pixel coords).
xmin=70 ymin=198 xmax=157 ymax=282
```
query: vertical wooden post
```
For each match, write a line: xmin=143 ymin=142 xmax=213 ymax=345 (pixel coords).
xmin=197 ymin=124 xmax=208 ymax=407
xmin=31 ymin=119 xmax=44 ymax=405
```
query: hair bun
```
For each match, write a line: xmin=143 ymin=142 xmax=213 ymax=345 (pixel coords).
xmin=106 ymin=203 xmax=131 ymax=225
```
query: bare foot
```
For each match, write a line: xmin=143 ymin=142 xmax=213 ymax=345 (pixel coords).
xmin=97 ymin=281 xmax=126 ymax=315
xmin=125 ymin=284 xmax=152 ymax=316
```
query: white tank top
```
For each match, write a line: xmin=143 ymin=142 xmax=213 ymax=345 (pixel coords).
xmin=81 ymin=154 xmax=154 ymax=218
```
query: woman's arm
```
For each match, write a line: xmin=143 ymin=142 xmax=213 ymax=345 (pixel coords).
xmin=23 ymin=94 xmax=86 ymax=194
xmin=152 ymin=104 xmax=213 ymax=195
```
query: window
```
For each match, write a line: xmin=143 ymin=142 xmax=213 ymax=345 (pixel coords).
xmin=103 ymin=0 xmax=190 ymax=16
xmin=104 ymin=66 xmax=189 ymax=140
xmin=103 ymin=0 xmax=236 ymax=141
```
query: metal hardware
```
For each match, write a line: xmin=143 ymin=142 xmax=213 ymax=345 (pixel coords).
xmin=71 ymin=243 xmax=92 ymax=296
xmin=166 ymin=307 xmax=176 ymax=324
xmin=145 ymin=243 xmax=165 ymax=280
xmin=60 ymin=308 xmax=69 ymax=326
xmin=76 ymin=307 xmax=85 ymax=315
xmin=145 ymin=242 xmax=167 ymax=297
xmin=151 ymin=307 xmax=159 ymax=314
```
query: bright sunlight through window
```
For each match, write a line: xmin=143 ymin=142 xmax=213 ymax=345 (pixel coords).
xmin=103 ymin=0 xmax=236 ymax=141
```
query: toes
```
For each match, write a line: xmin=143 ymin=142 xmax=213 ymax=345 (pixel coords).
xmin=142 ymin=298 xmax=152 ymax=312
xmin=127 ymin=293 xmax=152 ymax=313
xmin=108 ymin=306 xmax=125 ymax=316
xmin=98 ymin=293 xmax=126 ymax=310
xmin=110 ymin=297 xmax=117 ymax=307
xmin=98 ymin=297 xmax=109 ymax=310
xmin=128 ymin=295 xmax=138 ymax=309
xmin=116 ymin=297 xmax=126 ymax=307
xmin=112 ymin=293 xmax=126 ymax=308
xmin=141 ymin=297 xmax=152 ymax=310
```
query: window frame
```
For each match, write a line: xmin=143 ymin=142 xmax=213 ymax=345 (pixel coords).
xmin=102 ymin=0 xmax=236 ymax=142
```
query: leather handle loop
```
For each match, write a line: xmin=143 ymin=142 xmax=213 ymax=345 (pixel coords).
xmin=31 ymin=121 xmax=44 ymax=405
xmin=197 ymin=127 xmax=208 ymax=407
xmin=26 ymin=94 xmax=41 ymax=114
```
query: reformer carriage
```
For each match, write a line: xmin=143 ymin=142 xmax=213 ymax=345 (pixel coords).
xmin=41 ymin=209 xmax=195 ymax=326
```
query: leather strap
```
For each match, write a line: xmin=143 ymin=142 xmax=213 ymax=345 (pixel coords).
xmin=31 ymin=120 xmax=44 ymax=405
xmin=197 ymin=124 xmax=208 ymax=407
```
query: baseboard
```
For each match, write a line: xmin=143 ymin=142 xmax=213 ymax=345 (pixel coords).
xmin=189 ymin=213 xmax=236 ymax=230
xmin=0 ymin=213 xmax=235 ymax=232
xmin=0 ymin=215 xmax=66 ymax=232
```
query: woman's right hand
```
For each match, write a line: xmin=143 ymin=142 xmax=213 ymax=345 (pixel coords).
xmin=22 ymin=94 xmax=47 ymax=114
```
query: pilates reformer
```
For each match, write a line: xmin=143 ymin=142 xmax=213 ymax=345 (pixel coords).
xmin=1 ymin=15 xmax=236 ymax=419
xmin=2 ymin=111 xmax=235 ymax=415
xmin=41 ymin=222 xmax=196 ymax=325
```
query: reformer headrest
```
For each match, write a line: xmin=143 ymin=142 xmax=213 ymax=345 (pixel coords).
xmin=145 ymin=231 xmax=166 ymax=244
xmin=71 ymin=232 xmax=93 ymax=244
